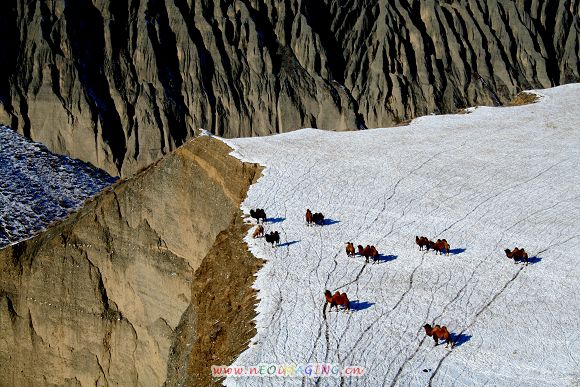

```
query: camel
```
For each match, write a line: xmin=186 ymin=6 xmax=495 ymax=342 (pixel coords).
xmin=252 ymin=224 xmax=264 ymax=238
xmin=432 ymin=239 xmax=450 ymax=255
xmin=370 ymin=245 xmax=379 ymax=263
xmin=357 ymin=245 xmax=372 ymax=263
xmin=324 ymin=290 xmax=350 ymax=312
xmin=265 ymin=231 xmax=280 ymax=247
xmin=504 ymin=247 xmax=529 ymax=265
xmin=306 ymin=209 xmax=313 ymax=226
xmin=424 ymin=323 xmax=454 ymax=348
xmin=312 ymin=212 xmax=325 ymax=225
xmin=250 ymin=208 xmax=267 ymax=224
xmin=345 ymin=242 xmax=356 ymax=257
xmin=415 ymin=236 xmax=430 ymax=251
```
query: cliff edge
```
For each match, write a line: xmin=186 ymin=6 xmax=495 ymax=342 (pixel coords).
xmin=0 ymin=135 xmax=262 ymax=386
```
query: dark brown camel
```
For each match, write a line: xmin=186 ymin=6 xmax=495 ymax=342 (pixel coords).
xmin=415 ymin=236 xmax=430 ymax=251
xmin=504 ymin=247 xmax=529 ymax=265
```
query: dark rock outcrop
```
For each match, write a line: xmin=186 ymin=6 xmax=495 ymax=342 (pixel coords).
xmin=1 ymin=0 xmax=578 ymax=175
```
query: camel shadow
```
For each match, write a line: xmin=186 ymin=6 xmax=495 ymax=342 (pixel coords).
xmin=267 ymin=217 xmax=286 ymax=224
xmin=449 ymin=248 xmax=466 ymax=255
xmin=508 ymin=256 xmax=542 ymax=265
xmin=527 ymin=256 xmax=542 ymax=265
xmin=349 ymin=300 xmax=375 ymax=311
xmin=373 ymin=254 xmax=398 ymax=263
xmin=278 ymin=240 xmax=299 ymax=248
xmin=451 ymin=332 xmax=472 ymax=347
xmin=321 ymin=218 xmax=340 ymax=226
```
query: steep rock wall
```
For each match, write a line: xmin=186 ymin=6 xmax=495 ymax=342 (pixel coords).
xmin=0 ymin=0 xmax=578 ymax=175
xmin=0 ymin=136 xmax=261 ymax=386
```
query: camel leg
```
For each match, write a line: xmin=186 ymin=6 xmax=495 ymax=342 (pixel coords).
xmin=433 ymin=336 xmax=439 ymax=346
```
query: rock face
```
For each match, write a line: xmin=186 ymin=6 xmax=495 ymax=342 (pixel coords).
xmin=0 ymin=136 xmax=262 ymax=386
xmin=0 ymin=0 xmax=578 ymax=175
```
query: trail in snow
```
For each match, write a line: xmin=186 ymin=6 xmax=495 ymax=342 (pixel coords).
xmin=0 ymin=125 xmax=118 ymax=248
xmin=223 ymin=84 xmax=580 ymax=386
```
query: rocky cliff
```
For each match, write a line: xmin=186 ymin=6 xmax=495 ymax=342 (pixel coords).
xmin=1 ymin=0 xmax=578 ymax=175
xmin=0 ymin=135 xmax=262 ymax=386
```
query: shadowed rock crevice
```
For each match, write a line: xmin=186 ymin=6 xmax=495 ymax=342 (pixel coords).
xmin=173 ymin=0 xmax=218 ymax=133
xmin=145 ymin=0 xmax=189 ymax=147
xmin=64 ymin=0 xmax=127 ymax=172
xmin=0 ymin=2 xmax=18 ymax=118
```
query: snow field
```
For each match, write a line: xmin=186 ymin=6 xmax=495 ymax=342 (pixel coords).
xmin=223 ymin=84 xmax=580 ymax=386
